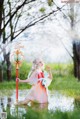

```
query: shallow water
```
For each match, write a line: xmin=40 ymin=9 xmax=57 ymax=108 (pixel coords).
xmin=0 ymin=90 xmax=79 ymax=118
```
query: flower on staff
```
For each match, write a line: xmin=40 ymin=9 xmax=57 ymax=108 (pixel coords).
xmin=11 ymin=43 xmax=24 ymax=69
xmin=13 ymin=49 xmax=24 ymax=69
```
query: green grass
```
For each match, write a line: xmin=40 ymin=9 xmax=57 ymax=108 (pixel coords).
xmin=0 ymin=81 xmax=31 ymax=90
xmin=26 ymin=108 xmax=80 ymax=119
xmin=49 ymin=74 xmax=80 ymax=97
xmin=6 ymin=107 xmax=80 ymax=119
xmin=1 ymin=62 xmax=80 ymax=119
xmin=11 ymin=61 xmax=31 ymax=80
xmin=0 ymin=74 xmax=80 ymax=97
xmin=0 ymin=62 xmax=80 ymax=97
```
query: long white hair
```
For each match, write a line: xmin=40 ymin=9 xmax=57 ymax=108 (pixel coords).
xmin=28 ymin=58 xmax=44 ymax=78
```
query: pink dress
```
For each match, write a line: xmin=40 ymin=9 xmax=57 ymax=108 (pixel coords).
xmin=25 ymin=70 xmax=48 ymax=103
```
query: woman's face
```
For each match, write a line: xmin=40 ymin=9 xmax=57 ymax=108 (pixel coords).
xmin=38 ymin=60 xmax=44 ymax=70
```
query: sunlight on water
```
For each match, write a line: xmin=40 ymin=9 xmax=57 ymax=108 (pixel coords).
xmin=48 ymin=91 xmax=74 ymax=111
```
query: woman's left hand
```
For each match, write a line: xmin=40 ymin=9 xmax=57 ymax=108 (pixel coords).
xmin=46 ymin=66 xmax=51 ymax=71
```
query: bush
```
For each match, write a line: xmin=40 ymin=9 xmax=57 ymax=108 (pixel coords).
xmin=11 ymin=61 xmax=31 ymax=80
xmin=3 ymin=61 xmax=74 ymax=81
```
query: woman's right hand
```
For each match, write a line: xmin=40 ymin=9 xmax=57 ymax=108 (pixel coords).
xmin=16 ymin=78 xmax=20 ymax=82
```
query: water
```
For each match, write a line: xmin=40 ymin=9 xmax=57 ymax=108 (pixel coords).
xmin=0 ymin=90 xmax=79 ymax=119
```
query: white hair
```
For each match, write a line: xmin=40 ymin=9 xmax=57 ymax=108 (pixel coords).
xmin=28 ymin=58 xmax=44 ymax=78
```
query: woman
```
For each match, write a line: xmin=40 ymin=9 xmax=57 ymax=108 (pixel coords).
xmin=16 ymin=58 xmax=52 ymax=105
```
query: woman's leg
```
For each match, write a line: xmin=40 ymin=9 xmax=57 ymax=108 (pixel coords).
xmin=17 ymin=99 xmax=30 ymax=105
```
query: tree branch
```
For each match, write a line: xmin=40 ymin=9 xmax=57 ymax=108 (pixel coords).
xmin=1 ymin=0 xmax=36 ymax=33
xmin=13 ymin=4 xmax=66 ymax=39
xmin=0 ymin=4 xmax=66 ymax=54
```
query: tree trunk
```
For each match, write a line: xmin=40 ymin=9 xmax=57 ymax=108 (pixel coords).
xmin=0 ymin=0 xmax=4 ymax=82
xmin=0 ymin=0 xmax=4 ymax=37
xmin=3 ymin=50 xmax=11 ymax=81
xmin=0 ymin=65 xmax=3 ymax=82
xmin=6 ymin=53 xmax=11 ymax=81
xmin=70 ymin=4 xmax=74 ymax=29
xmin=78 ymin=62 xmax=80 ymax=80
xmin=73 ymin=41 xmax=80 ymax=81
xmin=73 ymin=41 xmax=77 ymax=77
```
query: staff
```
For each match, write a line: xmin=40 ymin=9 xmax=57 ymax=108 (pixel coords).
xmin=13 ymin=48 xmax=24 ymax=102
xmin=15 ymin=50 xmax=20 ymax=102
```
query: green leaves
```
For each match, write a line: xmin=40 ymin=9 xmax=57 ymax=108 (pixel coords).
xmin=39 ymin=7 xmax=45 ymax=13
xmin=47 ymin=0 xmax=53 ymax=6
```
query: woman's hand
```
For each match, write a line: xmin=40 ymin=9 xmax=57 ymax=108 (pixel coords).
xmin=46 ymin=66 xmax=51 ymax=71
xmin=16 ymin=78 xmax=20 ymax=82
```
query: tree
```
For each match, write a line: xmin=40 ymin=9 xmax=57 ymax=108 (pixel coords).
xmin=0 ymin=0 xmax=4 ymax=82
xmin=64 ymin=3 xmax=80 ymax=80
xmin=0 ymin=0 xmax=65 ymax=81
xmin=52 ymin=2 xmax=80 ymax=80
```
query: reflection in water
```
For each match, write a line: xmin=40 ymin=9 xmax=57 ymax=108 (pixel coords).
xmin=0 ymin=90 xmax=76 ymax=118
xmin=48 ymin=91 xmax=74 ymax=111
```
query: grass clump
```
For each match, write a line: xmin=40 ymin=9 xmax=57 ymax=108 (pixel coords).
xmin=6 ymin=107 xmax=80 ymax=119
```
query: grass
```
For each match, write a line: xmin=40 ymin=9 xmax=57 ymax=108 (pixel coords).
xmin=0 ymin=74 xmax=80 ymax=97
xmin=0 ymin=62 xmax=80 ymax=97
xmin=6 ymin=107 xmax=80 ymax=119
xmin=49 ymin=74 xmax=80 ymax=97
xmin=1 ymin=63 xmax=80 ymax=119
xmin=0 ymin=81 xmax=31 ymax=90
xmin=26 ymin=108 xmax=80 ymax=119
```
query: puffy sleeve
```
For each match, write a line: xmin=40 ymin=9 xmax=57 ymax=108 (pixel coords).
xmin=26 ymin=71 xmax=38 ymax=85
xmin=43 ymin=71 xmax=52 ymax=87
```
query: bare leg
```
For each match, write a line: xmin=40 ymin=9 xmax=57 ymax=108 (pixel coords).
xmin=16 ymin=99 xmax=30 ymax=105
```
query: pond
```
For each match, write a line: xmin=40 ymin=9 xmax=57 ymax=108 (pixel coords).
xmin=0 ymin=90 xmax=80 ymax=119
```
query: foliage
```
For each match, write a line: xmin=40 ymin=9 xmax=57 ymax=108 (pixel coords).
xmin=39 ymin=7 xmax=46 ymax=13
xmin=6 ymin=107 xmax=80 ymax=119
xmin=48 ymin=0 xmax=53 ymax=6
xmin=1 ymin=62 xmax=80 ymax=97
xmin=1 ymin=63 xmax=80 ymax=119
xmin=3 ymin=62 xmax=74 ymax=81
xmin=11 ymin=61 xmax=31 ymax=80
